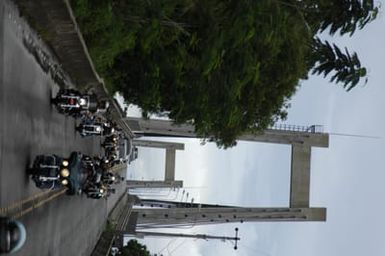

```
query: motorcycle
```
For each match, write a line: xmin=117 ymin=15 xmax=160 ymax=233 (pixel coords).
xmin=101 ymin=140 xmax=117 ymax=149
xmin=102 ymin=171 xmax=116 ymax=185
xmin=105 ymin=147 xmax=118 ymax=163
xmin=83 ymin=183 xmax=107 ymax=199
xmin=102 ymin=134 xmax=118 ymax=146
xmin=51 ymin=89 xmax=97 ymax=117
xmin=28 ymin=152 xmax=88 ymax=195
xmin=28 ymin=154 xmax=71 ymax=190
xmin=76 ymin=121 xmax=115 ymax=137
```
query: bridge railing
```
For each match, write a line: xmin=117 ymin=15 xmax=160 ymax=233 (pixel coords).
xmin=270 ymin=124 xmax=324 ymax=133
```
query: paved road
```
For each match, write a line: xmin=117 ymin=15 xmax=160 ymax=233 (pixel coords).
xmin=0 ymin=1 xmax=113 ymax=255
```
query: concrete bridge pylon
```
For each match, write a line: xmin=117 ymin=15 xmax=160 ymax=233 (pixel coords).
xmin=122 ymin=117 xmax=329 ymax=233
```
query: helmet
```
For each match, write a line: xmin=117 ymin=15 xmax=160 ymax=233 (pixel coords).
xmin=79 ymin=98 xmax=87 ymax=106
xmin=100 ymin=101 xmax=109 ymax=109
xmin=0 ymin=217 xmax=26 ymax=254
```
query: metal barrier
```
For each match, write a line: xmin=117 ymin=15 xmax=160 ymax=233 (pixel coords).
xmin=271 ymin=124 xmax=324 ymax=133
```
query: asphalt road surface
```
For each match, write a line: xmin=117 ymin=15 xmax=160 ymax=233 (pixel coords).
xmin=0 ymin=1 xmax=112 ymax=255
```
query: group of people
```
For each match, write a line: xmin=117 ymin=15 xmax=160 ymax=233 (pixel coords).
xmin=51 ymin=88 xmax=127 ymax=199
xmin=82 ymin=155 xmax=123 ymax=199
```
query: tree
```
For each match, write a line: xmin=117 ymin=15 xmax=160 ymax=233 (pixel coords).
xmin=71 ymin=0 xmax=379 ymax=147
xmin=298 ymin=0 xmax=376 ymax=91
xmin=108 ymin=0 xmax=310 ymax=147
xmin=311 ymin=38 xmax=367 ymax=91
xmin=120 ymin=239 xmax=150 ymax=256
xmin=299 ymin=0 xmax=378 ymax=36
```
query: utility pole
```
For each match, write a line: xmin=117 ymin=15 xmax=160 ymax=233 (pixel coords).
xmin=132 ymin=228 xmax=240 ymax=250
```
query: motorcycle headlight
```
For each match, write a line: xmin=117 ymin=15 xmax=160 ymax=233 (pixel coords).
xmin=113 ymin=137 xmax=117 ymax=141
xmin=111 ymin=176 xmax=116 ymax=181
xmin=62 ymin=160 xmax=69 ymax=167
xmin=60 ymin=168 xmax=70 ymax=178
xmin=99 ymin=189 xmax=104 ymax=194
xmin=111 ymin=128 xmax=115 ymax=133
xmin=61 ymin=179 xmax=69 ymax=185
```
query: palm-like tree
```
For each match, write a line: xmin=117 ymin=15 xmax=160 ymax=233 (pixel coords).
xmin=300 ymin=0 xmax=378 ymax=36
xmin=311 ymin=38 xmax=367 ymax=91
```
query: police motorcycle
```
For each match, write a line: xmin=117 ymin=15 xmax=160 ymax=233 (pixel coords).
xmin=102 ymin=171 xmax=116 ymax=186
xmin=82 ymin=159 xmax=106 ymax=199
xmin=98 ymin=156 xmax=113 ymax=170
xmin=51 ymin=89 xmax=99 ymax=117
xmin=76 ymin=120 xmax=115 ymax=137
xmin=83 ymin=181 xmax=107 ymax=199
xmin=28 ymin=152 xmax=89 ymax=195
xmin=83 ymin=179 xmax=115 ymax=199
xmin=0 ymin=217 xmax=26 ymax=254
xmin=101 ymin=135 xmax=118 ymax=149
xmin=105 ymin=147 xmax=118 ymax=164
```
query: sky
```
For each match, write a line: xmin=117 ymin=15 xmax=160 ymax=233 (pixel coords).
xmin=124 ymin=5 xmax=385 ymax=256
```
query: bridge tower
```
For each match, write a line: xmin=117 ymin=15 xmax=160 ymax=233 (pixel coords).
xmin=127 ymin=140 xmax=185 ymax=189
xmin=120 ymin=117 xmax=329 ymax=233
xmin=124 ymin=199 xmax=325 ymax=233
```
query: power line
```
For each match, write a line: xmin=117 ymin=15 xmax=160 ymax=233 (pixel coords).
xmin=168 ymin=238 xmax=187 ymax=255
xmin=158 ymin=238 xmax=178 ymax=254
xmin=329 ymin=132 xmax=381 ymax=139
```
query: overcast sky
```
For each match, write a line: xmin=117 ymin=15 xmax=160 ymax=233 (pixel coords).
xmin=125 ymin=5 xmax=385 ymax=256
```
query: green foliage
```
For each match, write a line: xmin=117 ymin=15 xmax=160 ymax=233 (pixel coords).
xmin=311 ymin=38 xmax=367 ymax=91
xmin=70 ymin=0 xmax=135 ymax=90
xmin=105 ymin=1 xmax=310 ymax=147
xmin=120 ymin=239 xmax=150 ymax=256
xmin=71 ymin=0 xmax=379 ymax=147
xmin=300 ymin=0 xmax=378 ymax=36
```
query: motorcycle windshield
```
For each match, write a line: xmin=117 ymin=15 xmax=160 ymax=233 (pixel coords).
xmin=39 ymin=168 xmax=59 ymax=177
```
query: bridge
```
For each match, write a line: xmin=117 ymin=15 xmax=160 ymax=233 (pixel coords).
xmin=0 ymin=0 xmax=329 ymax=255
